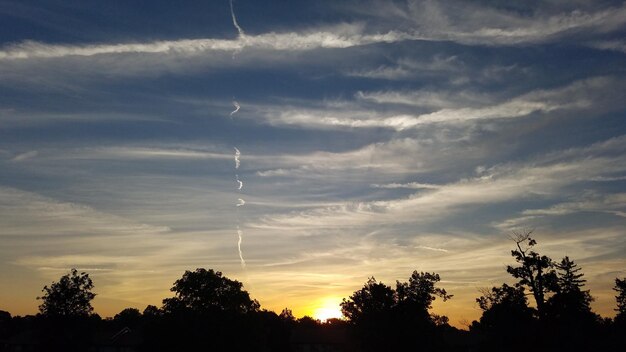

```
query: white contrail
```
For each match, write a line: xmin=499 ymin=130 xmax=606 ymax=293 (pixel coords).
xmin=236 ymin=174 xmax=243 ymax=190
xmin=229 ymin=0 xmax=245 ymax=37
xmin=236 ymin=226 xmax=246 ymax=268
xmin=234 ymin=147 xmax=241 ymax=169
xmin=230 ymin=0 xmax=246 ymax=270
xmin=230 ymin=100 xmax=240 ymax=116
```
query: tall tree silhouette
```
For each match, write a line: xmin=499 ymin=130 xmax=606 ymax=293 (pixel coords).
xmin=556 ymin=256 xmax=586 ymax=292
xmin=545 ymin=257 xmax=601 ymax=350
xmin=37 ymin=268 xmax=96 ymax=317
xmin=547 ymin=256 xmax=594 ymax=320
xmin=35 ymin=269 xmax=99 ymax=351
xmin=614 ymin=277 xmax=626 ymax=324
xmin=506 ymin=230 xmax=557 ymax=318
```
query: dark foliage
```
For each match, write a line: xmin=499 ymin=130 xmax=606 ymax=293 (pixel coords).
xmin=3 ymin=259 xmax=626 ymax=352
xmin=161 ymin=268 xmax=260 ymax=314
xmin=143 ymin=268 xmax=264 ymax=351
xmin=37 ymin=268 xmax=96 ymax=318
xmin=615 ymin=277 xmax=626 ymax=324
xmin=340 ymin=271 xmax=451 ymax=351
xmin=482 ymin=234 xmax=612 ymax=351
xmin=547 ymin=256 xmax=596 ymax=322
xmin=472 ymin=284 xmax=537 ymax=351
xmin=506 ymin=230 xmax=557 ymax=317
xmin=113 ymin=307 xmax=142 ymax=329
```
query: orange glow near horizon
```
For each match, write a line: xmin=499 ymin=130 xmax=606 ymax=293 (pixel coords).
xmin=311 ymin=297 xmax=344 ymax=322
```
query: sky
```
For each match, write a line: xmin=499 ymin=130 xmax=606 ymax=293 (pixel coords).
xmin=1 ymin=0 xmax=625 ymax=326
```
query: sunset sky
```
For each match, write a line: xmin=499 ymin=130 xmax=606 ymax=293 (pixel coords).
xmin=1 ymin=0 xmax=625 ymax=326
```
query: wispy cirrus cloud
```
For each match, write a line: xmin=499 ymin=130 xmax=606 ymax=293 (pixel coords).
xmin=523 ymin=193 xmax=626 ymax=218
xmin=254 ymin=76 xmax=616 ymax=131
xmin=589 ymin=39 xmax=626 ymax=53
xmin=10 ymin=150 xmax=38 ymax=162
xmin=346 ymin=55 xmax=465 ymax=80
xmin=254 ymin=137 xmax=449 ymax=179
xmin=495 ymin=192 xmax=626 ymax=232
xmin=250 ymin=134 xmax=626 ymax=231
xmin=50 ymin=146 xmax=231 ymax=160
xmin=355 ymin=89 xmax=490 ymax=109
xmin=0 ymin=186 xmax=171 ymax=237
xmin=342 ymin=0 xmax=626 ymax=45
xmin=0 ymin=23 xmax=415 ymax=61
xmin=1 ymin=1 xmax=622 ymax=83
xmin=0 ymin=109 xmax=169 ymax=128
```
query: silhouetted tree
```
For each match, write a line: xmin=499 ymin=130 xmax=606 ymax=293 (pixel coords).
xmin=297 ymin=315 xmax=321 ymax=328
xmin=33 ymin=269 xmax=99 ymax=351
xmin=162 ymin=268 xmax=259 ymax=314
xmin=506 ymin=230 xmax=557 ymax=318
xmin=142 ymin=304 xmax=162 ymax=318
xmin=147 ymin=268 xmax=262 ymax=351
xmin=341 ymin=277 xmax=395 ymax=351
xmin=556 ymin=256 xmax=587 ymax=292
xmin=341 ymin=277 xmax=395 ymax=325
xmin=542 ymin=257 xmax=601 ymax=351
xmin=614 ymin=278 xmax=626 ymax=324
xmin=0 ymin=310 xmax=10 ymax=339
xmin=477 ymin=283 xmax=531 ymax=313
xmin=341 ymin=272 xmax=451 ymax=351
xmin=473 ymin=284 xmax=536 ymax=350
xmin=430 ymin=314 xmax=453 ymax=331
xmin=37 ymin=268 xmax=96 ymax=317
xmin=547 ymin=256 xmax=594 ymax=320
xmin=113 ymin=307 xmax=142 ymax=328
xmin=279 ymin=307 xmax=296 ymax=323
xmin=396 ymin=271 xmax=452 ymax=319
xmin=324 ymin=317 xmax=347 ymax=326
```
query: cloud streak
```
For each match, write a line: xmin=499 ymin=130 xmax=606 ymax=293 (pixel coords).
xmin=0 ymin=186 xmax=171 ymax=237
xmin=11 ymin=150 xmax=38 ymax=162
xmin=347 ymin=0 xmax=626 ymax=45
xmin=0 ymin=24 xmax=415 ymax=61
xmin=250 ymin=135 xmax=626 ymax=231
xmin=255 ymin=77 xmax=613 ymax=131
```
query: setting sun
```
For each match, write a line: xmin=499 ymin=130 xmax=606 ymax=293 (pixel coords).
xmin=312 ymin=298 xmax=344 ymax=322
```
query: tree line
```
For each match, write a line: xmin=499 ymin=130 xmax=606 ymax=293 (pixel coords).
xmin=1 ymin=230 xmax=625 ymax=351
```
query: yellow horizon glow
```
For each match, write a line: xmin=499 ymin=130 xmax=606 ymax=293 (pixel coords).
xmin=311 ymin=297 xmax=344 ymax=322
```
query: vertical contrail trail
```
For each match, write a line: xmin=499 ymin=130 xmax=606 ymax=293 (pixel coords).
xmin=230 ymin=100 xmax=240 ymax=116
xmin=229 ymin=0 xmax=245 ymax=37
xmin=234 ymin=147 xmax=241 ymax=169
xmin=236 ymin=226 xmax=246 ymax=268
xmin=236 ymin=174 xmax=243 ymax=190
xmin=229 ymin=0 xmax=246 ymax=269
xmin=234 ymin=146 xmax=245 ymax=268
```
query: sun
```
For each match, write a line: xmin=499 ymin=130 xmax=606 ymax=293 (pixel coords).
xmin=312 ymin=297 xmax=344 ymax=322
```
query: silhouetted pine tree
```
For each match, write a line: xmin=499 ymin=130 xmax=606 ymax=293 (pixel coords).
xmin=548 ymin=256 xmax=594 ymax=317
xmin=614 ymin=278 xmax=626 ymax=324
xmin=546 ymin=257 xmax=600 ymax=351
